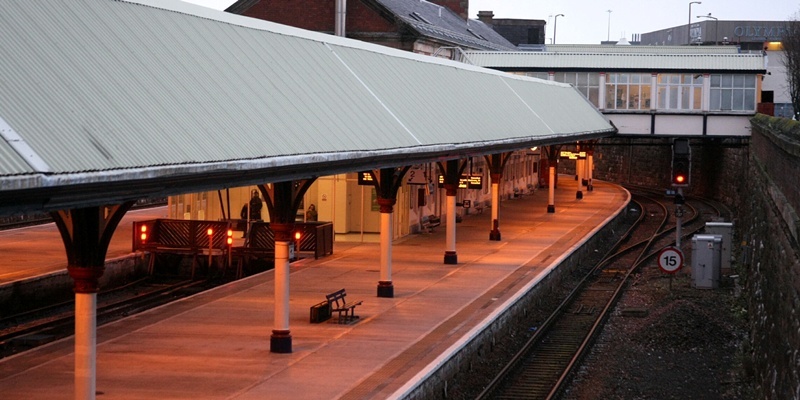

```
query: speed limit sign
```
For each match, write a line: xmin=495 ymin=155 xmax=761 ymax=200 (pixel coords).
xmin=658 ymin=246 xmax=684 ymax=274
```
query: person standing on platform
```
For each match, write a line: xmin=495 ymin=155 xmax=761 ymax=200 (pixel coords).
xmin=248 ymin=190 xmax=262 ymax=221
xmin=306 ymin=204 xmax=318 ymax=221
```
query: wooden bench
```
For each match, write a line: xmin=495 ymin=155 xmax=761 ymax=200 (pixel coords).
xmin=420 ymin=215 xmax=441 ymax=233
xmin=325 ymin=289 xmax=362 ymax=324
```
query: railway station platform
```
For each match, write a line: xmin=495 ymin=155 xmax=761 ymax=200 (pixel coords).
xmin=0 ymin=177 xmax=629 ymax=400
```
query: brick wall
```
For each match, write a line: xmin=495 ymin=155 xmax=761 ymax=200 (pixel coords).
xmin=238 ymin=0 xmax=395 ymax=34
xmin=592 ymin=137 xmax=748 ymax=203
xmin=429 ymin=0 xmax=468 ymax=20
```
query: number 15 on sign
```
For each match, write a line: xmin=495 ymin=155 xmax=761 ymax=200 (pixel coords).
xmin=658 ymin=246 xmax=684 ymax=274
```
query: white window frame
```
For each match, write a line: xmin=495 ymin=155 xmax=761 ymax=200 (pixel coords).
xmin=709 ymin=74 xmax=757 ymax=111
xmin=604 ymin=73 xmax=652 ymax=111
xmin=553 ymin=72 xmax=601 ymax=107
xmin=656 ymin=74 xmax=704 ymax=111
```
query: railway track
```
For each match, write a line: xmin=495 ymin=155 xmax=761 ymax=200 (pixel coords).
xmin=477 ymin=189 xmax=722 ymax=400
xmin=0 ymin=277 xmax=212 ymax=359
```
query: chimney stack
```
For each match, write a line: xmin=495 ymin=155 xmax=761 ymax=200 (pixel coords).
xmin=477 ymin=10 xmax=493 ymax=25
xmin=429 ymin=0 xmax=469 ymax=20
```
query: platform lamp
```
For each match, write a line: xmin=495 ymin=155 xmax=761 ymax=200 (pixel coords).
xmin=553 ymin=14 xmax=564 ymax=44
xmin=697 ymin=13 xmax=718 ymax=45
xmin=227 ymin=229 xmax=234 ymax=268
xmin=688 ymin=2 xmax=701 ymax=44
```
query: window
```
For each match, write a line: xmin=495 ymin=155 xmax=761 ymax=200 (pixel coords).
xmin=657 ymin=74 xmax=702 ymax=110
xmin=524 ymin=71 xmax=551 ymax=80
xmin=605 ymin=73 xmax=651 ymax=110
xmin=709 ymin=74 xmax=756 ymax=111
xmin=553 ymin=72 xmax=600 ymax=107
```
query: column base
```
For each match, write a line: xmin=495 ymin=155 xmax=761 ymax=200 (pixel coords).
xmin=270 ymin=330 xmax=292 ymax=353
xmin=587 ymin=184 xmax=594 ymax=191
xmin=576 ymin=191 xmax=583 ymax=200
xmin=489 ymin=230 xmax=501 ymax=241
xmin=377 ymin=281 xmax=394 ymax=298
xmin=547 ymin=204 xmax=556 ymax=213
xmin=444 ymin=251 xmax=458 ymax=264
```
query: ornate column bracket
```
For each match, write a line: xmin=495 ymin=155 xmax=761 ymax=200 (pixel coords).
xmin=51 ymin=202 xmax=135 ymax=292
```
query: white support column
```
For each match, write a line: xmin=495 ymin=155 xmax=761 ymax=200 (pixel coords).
xmin=576 ymin=158 xmax=584 ymax=199
xmin=491 ymin=182 xmax=499 ymax=223
xmin=587 ymin=153 xmax=594 ymax=191
xmin=75 ymin=292 xmax=96 ymax=400
xmin=547 ymin=166 xmax=556 ymax=213
xmin=651 ymin=73 xmax=658 ymax=110
xmin=702 ymin=73 xmax=711 ymax=111
xmin=380 ymin=212 xmax=392 ymax=282
xmin=598 ymin=72 xmax=606 ymax=110
xmin=444 ymin=191 xmax=457 ymax=264
xmin=377 ymin=202 xmax=394 ymax=297
xmin=271 ymin=233 xmax=292 ymax=353
xmin=489 ymin=181 xmax=501 ymax=240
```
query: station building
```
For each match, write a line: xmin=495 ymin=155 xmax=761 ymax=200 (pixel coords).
xmin=463 ymin=45 xmax=766 ymax=137
xmin=640 ymin=19 xmax=790 ymax=118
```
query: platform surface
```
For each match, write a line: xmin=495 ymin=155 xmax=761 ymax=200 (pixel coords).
xmin=0 ymin=178 xmax=629 ymax=399
xmin=0 ymin=206 xmax=169 ymax=284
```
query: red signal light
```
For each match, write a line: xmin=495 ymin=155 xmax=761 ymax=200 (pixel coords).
xmin=675 ymin=174 xmax=685 ymax=184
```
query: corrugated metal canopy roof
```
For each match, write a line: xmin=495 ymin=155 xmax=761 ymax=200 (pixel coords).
xmin=542 ymin=44 xmax=741 ymax=54
xmin=0 ymin=0 xmax=613 ymax=213
xmin=463 ymin=51 xmax=766 ymax=73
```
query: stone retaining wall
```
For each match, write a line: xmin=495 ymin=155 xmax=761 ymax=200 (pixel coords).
xmin=739 ymin=114 xmax=800 ymax=400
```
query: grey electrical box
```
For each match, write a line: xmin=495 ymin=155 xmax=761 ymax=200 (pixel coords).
xmin=692 ymin=234 xmax=722 ymax=289
xmin=705 ymin=222 xmax=733 ymax=274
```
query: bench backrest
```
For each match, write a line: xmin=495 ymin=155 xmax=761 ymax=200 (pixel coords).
xmin=326 ymin=289 xmax=347 ymax=308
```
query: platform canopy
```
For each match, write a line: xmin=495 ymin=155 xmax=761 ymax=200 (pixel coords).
xmin=0 ymin=0 xmax=614 ymax=214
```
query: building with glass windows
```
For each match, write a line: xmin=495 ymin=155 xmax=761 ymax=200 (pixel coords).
xmin=463 ymin=45 xmax=766 ymax=136
xmin=639 ymin=20 xmax=790 ymax=118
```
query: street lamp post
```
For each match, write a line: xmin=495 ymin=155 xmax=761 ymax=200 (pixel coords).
xmin=607 ymin=10 xmax=612 ymax=42
xmin=554 ymin=14 xmax=564 ymax=44
xmin=698 ymin=13 xmax=718 ymax=45
xmin=688 ymin=1 xmax=701 ymax=44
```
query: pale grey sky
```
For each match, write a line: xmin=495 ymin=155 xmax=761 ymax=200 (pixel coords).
xmin=183 ymin=0 xmax=798 ymax=44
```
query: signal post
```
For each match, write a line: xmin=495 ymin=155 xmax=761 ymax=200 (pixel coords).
xmin=671 ymin=139 xmax=691 ymax=249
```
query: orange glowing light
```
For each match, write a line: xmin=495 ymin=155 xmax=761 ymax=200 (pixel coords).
xmin=207 ymin=228 xmax=213 ymax=236
xmin=675 ymin=175 xmax=685 ymax=183
xmin=294 ymin=232 xmax=301 ymax=240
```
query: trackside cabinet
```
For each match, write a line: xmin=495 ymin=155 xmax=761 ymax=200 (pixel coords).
xmin=692 ymin=234 xmax=722 ymax=289
xmin=705 ymin=222 xmax=733 ymax=275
